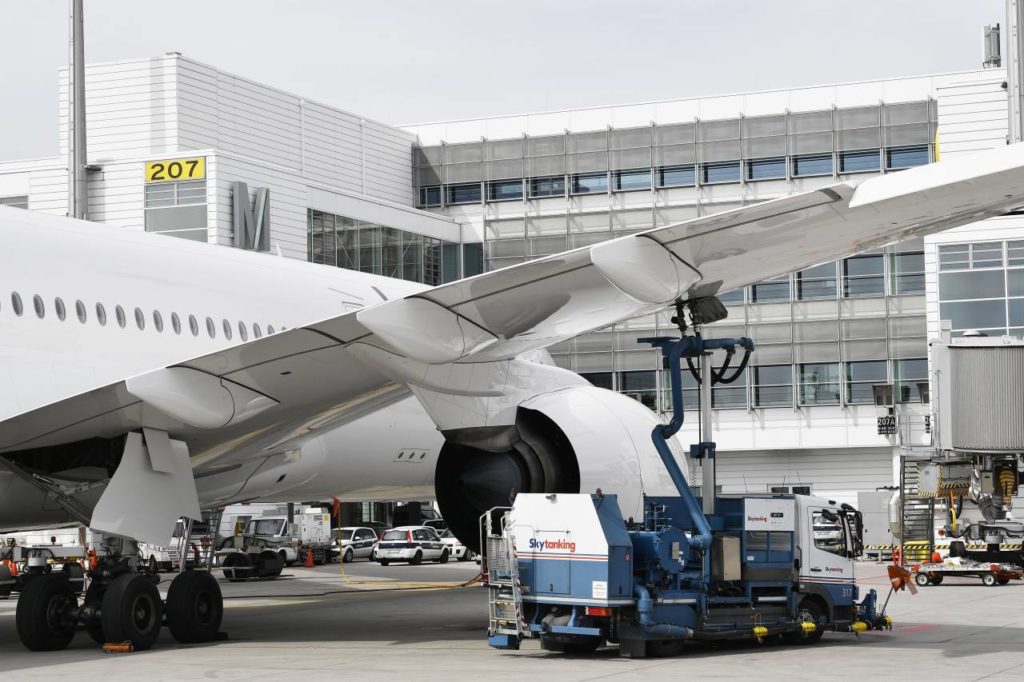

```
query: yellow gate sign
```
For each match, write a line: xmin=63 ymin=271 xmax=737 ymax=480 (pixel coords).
xmin=145 ymin=157 xmax=205 ymax=183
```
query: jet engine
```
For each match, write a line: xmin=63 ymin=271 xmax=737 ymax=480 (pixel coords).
xmin=435 ymin=385 xmax=679 ymax=551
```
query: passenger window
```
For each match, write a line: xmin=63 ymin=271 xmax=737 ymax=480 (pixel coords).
xmin=222 ymin=319 xmax=232 ymax=340
xmin=76 ymin=300 xmax=87 ymax=324
xmin=153 ymin=310 xmax=164 ymax=332
xmin=812 ymin=511 xmax=848 ymax=556
xmin=96 ymin=303 xmax=107 ymax=326
xmin=55 ymin=297 xmax=66 ymax=321
xmin=189 ymin=314 xmax=199 ymax=337
xmin=253 ymin=323 xmax=262 ymax=339
xmin=11 ymin=292 xmax=23 ymax=316
xmin=238 ymin=322 xmax=248 ymax=341
xmin=267 ymin=325 xmax=275 ymax=335
xmin=206 ymin=316 xmax=216 ymax=338
xmin=32 ymin=294 xmax=45 ymax=318
xmin=134 ymin=307 xmax=145 ymax=330
xmin=171 ymin=312 xmax=181 ymax=335
xmin=115 ymin=305 xmax=126 ymax=328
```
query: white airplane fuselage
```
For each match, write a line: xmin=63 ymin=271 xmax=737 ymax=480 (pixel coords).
xmin=0 ymin=208 xmax=446 ymax=519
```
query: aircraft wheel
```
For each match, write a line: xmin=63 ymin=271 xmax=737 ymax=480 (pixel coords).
xmin=166 ymin=570 xmax=223 ymax=643
xmin=82 ymin=582 xmax=107 ymax=644
xmin=16 ymin=574 xmax=78 ymax=651
xmin=101 ymin=573 xmax=163 ymax=651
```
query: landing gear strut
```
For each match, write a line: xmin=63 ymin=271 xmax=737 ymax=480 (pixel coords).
xmin=14 ymin=533 xmax=224 ymax=651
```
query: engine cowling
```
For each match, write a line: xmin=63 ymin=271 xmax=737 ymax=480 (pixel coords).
xmin=435 ymin=385 xmax=680 ymax=551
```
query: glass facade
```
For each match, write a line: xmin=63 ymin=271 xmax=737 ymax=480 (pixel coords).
xmin=307 ymin=209 xmax=468 ymax=286
xmin=0 ymin=195 xmax=29 ymax=209
xmin=416 ymin=100 xmax=937 ymax=414
xmin=938 ymin=240 xmax=1024 ymax=337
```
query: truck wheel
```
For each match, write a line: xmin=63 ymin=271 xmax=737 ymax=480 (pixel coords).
xmin=997 ymin=576 xmax=1010 ymax=585
xmin=783 ymin=599 xmax=824 ymax=645
xmin=15 ymin=574 xmax=77 ymax=651
xmin=646 ymin=639 xmax=684 ymax=657
xmin=279 ymin=550 xmax=289 ymax=566
xmin=982 ymin=572 xmax=998 ymax=587
xmin=409 ymin=551 xmax=423 ymax=566
xmin=930 ymin=574 xmax=943 ymax=585
xmin=100 ymin=574 xmax=163 ymax=651
xmin=343 ymin=549 xmax=353 ymax=564
xmin=439 ymin=549 xmax=450 ymax=564
xmin=914 ymin=572 xmax=930 ymax=587
xmin=562 ymin=638 xmax=601 ymax=655
xmin=166 ymin=570 xmax=223 ymax=643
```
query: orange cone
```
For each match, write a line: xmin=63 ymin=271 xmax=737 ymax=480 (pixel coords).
xmin=304 ymin=547 xmax=314 ymax=568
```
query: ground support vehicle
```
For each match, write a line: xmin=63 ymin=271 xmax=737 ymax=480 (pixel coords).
xmin=243 ymin=510 xmax=332 ymax=566
xmin=1 ymin=544 xmax=86 ymax=599
xmin=214 ymin=535 xmax=287 ymax=581
xmin=909 ymin=558 xmax=1022 ymax=586
xmin=484 ymin=328 xmax=895 ymax=657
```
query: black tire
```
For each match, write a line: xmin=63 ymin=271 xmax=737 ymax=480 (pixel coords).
xmin=439 ymin=549 xmax=449 ymax=564
xmin=458 ymin=550 xmax=471 ymax=562
xmin=0 ymin=564 xmax=13 ymax=599
xmin=982 ymin=572 xmax=998 ymax=587
xmin=646 ymin=639 xmax=685 ymax=657
xmin=148 ymin=556 xmax=159 ymax=574
xmin=279 ymin=550 xmax=288 ymax=566
xmin=83 ymin=582 xmax=107 ymax=644
xmin=15 ymin=574 xmax=77 ymax=651
xmin=343 ymin=549 xmax=353 ymax=564
xmin=997 ymin=576 xmax=1010 ymax=585
xmin=783 ymin=599 xmax=824 ymax=645
xmin=101 ymin=573 xmax=163 ymax=651
xmin=221 ymin=553 xmax=250 ymax=582
xmin=562 ymin=638 xmax=601 ymax=655
xmin=378 ymin=559 xmax=389 ymax=566
xmin=930 ymin=574 xmax=943 ymax=585
xmin=914 ymin=572 xmax=930 ymax=587
xmin=409 ymin=551 xmax=423 ymax=566
xmin=166 ymin=570 xmax=223 ymax=643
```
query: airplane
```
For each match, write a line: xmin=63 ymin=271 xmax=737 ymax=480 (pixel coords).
xmin=3 ymin=142 xmax=1024 ymax=652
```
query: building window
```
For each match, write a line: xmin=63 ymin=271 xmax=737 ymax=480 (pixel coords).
xmin=712 ymin=367 xmax=747 ymax=409
xmin=572 ymin=172 xmax=608 ymax=194
xmin=770 ymin=484 xmax=812 ymax=495
xmin=845 ymin=360 xmax=887 ymax=404
xmin=657 ymin=165 xmax=696 ymax=188
xmin=799 ymin=362 xmax=840 ymax=405
xmin=895 ymin=358 xmax=928 ymax=403
xmin=0 ymin=195 xmax=28 ymax=209
xmin=746 ymin=157 xmax=786 ymax=181
xmin=796 ymin=262 xmax=837 ymax=300
xmin=445 ymin=183 xmax=481 ymax=204
xmin=620 ymin=370 xmax=657 ymax=410
xmin=702 ymin=161 xmax=741 ymax=184
xmin=143 ymin=180 xmax=207 ymax=241
xmin=937 ymin=241 xmax=1018 ymax=335
xmin=614 ymin=168 xmax=651 ymax=191
xmin=418 ymin=186 xmax=441 ymax=207
xmin=891 ymin=250 xmax=925 ymax=294
xmin=529 ymin=175 xmax=565 ymax=198
xmin=843 ymin=251 xmax=884 ymax=297
xmin=753 ymin=365 xmax=793 ymax=407
xmin=718 ymin=288 xmax=744 ymax=305
xmin=839 ymin=149 xmax=880 ymax=173
xmin=886 ymin=145 xmax=930 ymax=170
xmin=751 ymin=276 xmax=790 ymax=303
xmin=580 ymin=372 xmax=613 ymax=390
xmin=792 ymin=154 xmax=833 ymax=177
xmin=487 ymin=180 xmax=523 ymax=202
xmin=939 ymin=242 xmax=1003 ymax=271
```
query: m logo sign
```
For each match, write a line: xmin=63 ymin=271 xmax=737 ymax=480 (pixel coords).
xmin=232 ymin=181 xmax=270 ymax=251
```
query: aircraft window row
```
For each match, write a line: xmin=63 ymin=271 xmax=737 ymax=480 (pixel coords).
xmin=5 ymin=292 xmax=281 ymax=340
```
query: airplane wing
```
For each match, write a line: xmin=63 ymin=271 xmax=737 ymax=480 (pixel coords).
xmin=4 ymin=142 xmax=1024 ymax=463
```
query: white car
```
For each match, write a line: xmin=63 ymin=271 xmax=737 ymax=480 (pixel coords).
xmin=335 ymin=526 xmax=379 ymax=562
xmin=376 ymin=526 xmax=449 ymax=565
xmin=439 ymin=529 xmax=474 ymax=561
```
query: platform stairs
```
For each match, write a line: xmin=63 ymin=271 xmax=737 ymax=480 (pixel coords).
xmin=900 ymin=454 xmax=936 ymax=563
xmin=482 ymin=509 xmax=526 ymax=645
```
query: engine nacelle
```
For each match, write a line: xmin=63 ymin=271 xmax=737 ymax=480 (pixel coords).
xmin=436 ymin=385 xmax=680 ymax=550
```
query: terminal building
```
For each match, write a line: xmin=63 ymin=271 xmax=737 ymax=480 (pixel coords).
xmin=1 ymin=52 xmax=1019 ymax=505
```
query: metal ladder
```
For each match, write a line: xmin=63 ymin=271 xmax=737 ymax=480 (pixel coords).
xmin=485 ymin=511 xmax=527 ymax=644
xmin=900 ymin=454 xmax=935 ymax=563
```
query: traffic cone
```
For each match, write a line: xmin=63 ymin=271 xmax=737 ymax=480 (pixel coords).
xmin=304 ymin=547 xmax=314 ymax=568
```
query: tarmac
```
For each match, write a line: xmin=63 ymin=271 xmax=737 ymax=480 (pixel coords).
xmin=1 ymin=559 xmax=1023 ymax=681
